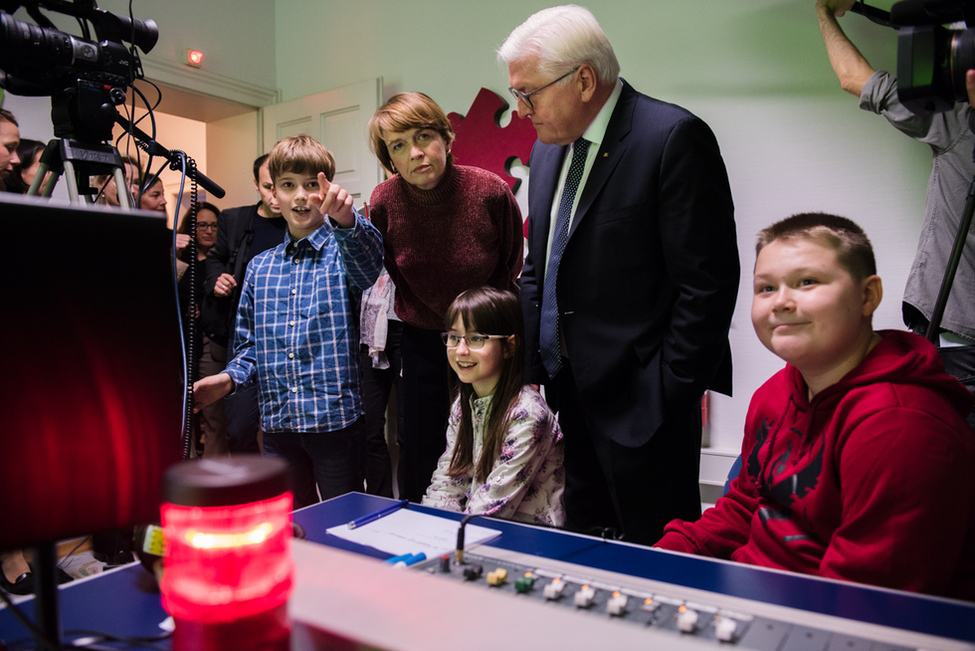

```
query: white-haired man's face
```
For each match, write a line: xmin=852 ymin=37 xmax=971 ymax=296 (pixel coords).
xmin=507 ymin=58 xmax=588 ymax=147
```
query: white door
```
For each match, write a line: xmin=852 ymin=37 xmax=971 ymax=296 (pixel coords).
xmin=261 ymin=78 xmax=384 ymax=205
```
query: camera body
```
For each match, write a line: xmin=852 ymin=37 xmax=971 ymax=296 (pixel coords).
xmin=892 ymin=0 xmax=975 ymax=113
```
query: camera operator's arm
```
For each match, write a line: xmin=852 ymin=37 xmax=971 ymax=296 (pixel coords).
xmin=816 ymin=0 xmax=877 ymax=97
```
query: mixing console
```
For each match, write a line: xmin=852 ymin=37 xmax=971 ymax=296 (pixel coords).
xmin=409 ymin=549 xmax=969 ymax=651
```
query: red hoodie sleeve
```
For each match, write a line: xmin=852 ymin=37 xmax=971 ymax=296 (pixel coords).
xmin=656 ymin=434 xmax=761 ymax=557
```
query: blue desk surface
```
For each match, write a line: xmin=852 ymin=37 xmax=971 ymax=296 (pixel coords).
xmin=3 ymin=492 xmax=974 ymax=647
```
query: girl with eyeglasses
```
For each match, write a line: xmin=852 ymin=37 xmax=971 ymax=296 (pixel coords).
xmin=421 ymin=287 xmax=565 ymax=526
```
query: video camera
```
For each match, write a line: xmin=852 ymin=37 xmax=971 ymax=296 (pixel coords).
xmin=861 ymin=0 xmax=975 ymax=113
xmin=0 ymin=0 xmax=157 ymax=143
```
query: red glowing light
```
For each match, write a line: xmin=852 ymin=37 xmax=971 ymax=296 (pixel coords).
xmin=186 ymin=49 xmax=204 ymax=67
xmin=161 ymin=493 xmax=293 ymax=617
xmin=186 ymin=522 xmax=275 ymax=549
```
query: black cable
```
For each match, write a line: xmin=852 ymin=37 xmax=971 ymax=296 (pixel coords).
xmin=456 ymin=514 xmax=477 ymax=564
xmin=849 ymin=0 xmax=896 ymax=27
xmin=61 ymin=627 xmax=172 ymax=650
xmin=0 ymin=589 xmax=61 ymax=651
xmin=3 ymin=627 xmax=172 ymax=651
xmin=56 ymin=535 xmax=91 ymax=572
xmin=129 ymin=83 xmax=160 ymax=202
xmin=167 ymin=151 xmax=202 ymax=460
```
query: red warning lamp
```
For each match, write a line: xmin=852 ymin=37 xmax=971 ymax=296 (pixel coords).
xmin=160 ymin=456 xmax=294 ymax=651
xmin=185 ymin=48 xmax=204 ymax=68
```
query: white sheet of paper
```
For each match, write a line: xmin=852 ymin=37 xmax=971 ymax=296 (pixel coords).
xmin=325 ymin=509 xmax=501 ymax=559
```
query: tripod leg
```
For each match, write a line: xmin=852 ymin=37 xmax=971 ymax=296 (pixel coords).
xmin=26 ymin=162 xmax=62 ymax=199
xmin=62 ymin=160 xmax=82 ymax=203
xmin=113 ymin=166 xmax=133 ymax=210
xmin=39 ymin=171 xmax=59 ymax=198
xmin=27 ymin=164 xmax=47 ymax=197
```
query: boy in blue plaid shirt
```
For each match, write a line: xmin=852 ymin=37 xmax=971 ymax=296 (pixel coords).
xmin=194 ymin=135 xmax=384 ymax=507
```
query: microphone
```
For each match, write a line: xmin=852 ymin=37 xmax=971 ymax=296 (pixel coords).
xmin=115 ymin=114 xmax=226 ymax=199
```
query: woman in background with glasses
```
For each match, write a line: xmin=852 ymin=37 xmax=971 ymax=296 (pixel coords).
xmin=367 ymin=92 xmax=524 ymax=503
xmin=177 ymin=202 xmax=229 ymax=457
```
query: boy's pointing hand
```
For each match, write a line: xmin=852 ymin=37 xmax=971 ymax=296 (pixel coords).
xmin=312 ymin=172 xmax=355 ymax=228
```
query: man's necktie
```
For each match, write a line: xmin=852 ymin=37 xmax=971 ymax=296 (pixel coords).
xmin=539 ymin=136 xmax=590 ymax=378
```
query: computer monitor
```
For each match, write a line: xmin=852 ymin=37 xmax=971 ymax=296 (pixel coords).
xmin=0 ymin=193 xmax=183 ymax=550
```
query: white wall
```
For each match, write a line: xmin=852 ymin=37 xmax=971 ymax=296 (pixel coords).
xmin=92 ymin=0 xmax=277 ymax=93
xmin=206 ymin=111 xmax=264 ymax=209
xmin=274 ymin=0 xmax=930 ymax=478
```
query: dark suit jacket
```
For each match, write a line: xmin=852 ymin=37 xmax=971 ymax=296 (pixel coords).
xmin=522 ymin=81 xmax=739 ymax=448
xmin=201 ymin=203 xmax=260 ymax=345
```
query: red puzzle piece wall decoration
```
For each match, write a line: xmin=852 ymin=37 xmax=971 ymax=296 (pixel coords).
xmin=448 ymin=88 xmax=537 ymax=193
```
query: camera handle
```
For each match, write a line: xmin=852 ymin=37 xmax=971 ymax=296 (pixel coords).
xmin=27 ymin=138 xmax=135 ymax=209
xmin=924 ymin=143 xmax=975 ymax=345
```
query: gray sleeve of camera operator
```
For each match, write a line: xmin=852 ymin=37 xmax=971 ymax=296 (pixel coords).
xmin=859 ymin=69 xmax=972 ymax=153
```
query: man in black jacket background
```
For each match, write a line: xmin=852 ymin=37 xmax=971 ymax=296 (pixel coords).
xmin=203 ymin=153 xmax=286 ymax=453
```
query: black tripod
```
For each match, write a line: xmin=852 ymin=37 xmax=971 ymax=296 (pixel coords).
xmin=925 ymin=113 xmax=975 ymax=344
xmin=27 ymin=136 xmax=136 ymax=207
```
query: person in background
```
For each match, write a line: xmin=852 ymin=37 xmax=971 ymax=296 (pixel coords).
xmin=91 ymin=154 xmax=140 ymax=207
xmin=177 ymin=202 xmax=228 ymax=458
xmin=138 ymin=174 xmax=167 ymax=214
xmin=5 ymin=138 xmax=44 ymax=194
xmin=816 ymin=0 xmax=975 ymax=428
xmin=202 ymin=153 xmax=286 ymax=455
xmin=0 ymin=108 xmax=21 ymax=191
xmin=367 ymin=92 xmax=524 ymax=503
xmin=422 ymin=287 xmax=564 ymax=526
xmin=193 ymin=135 xmax=383 ymax=507
xmin=498 ymin=5 xmax=739 ymax=544
xmin=656 ymin=213 xmax=975 ymax=601
xmin=358 ymin=267 xmax=400 ymax=497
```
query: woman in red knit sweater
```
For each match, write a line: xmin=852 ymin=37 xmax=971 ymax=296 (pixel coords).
xmin=367 ymin=92 xmax=524 ymax=503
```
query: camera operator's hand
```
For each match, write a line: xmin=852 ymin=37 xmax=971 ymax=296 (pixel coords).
xmin=816 ymin=0 xmax=856 ymax=17
xmin=816 ymin=0 xmax=876 ymax=97
xmin=967 ymin=70 xmax=975 ymax=107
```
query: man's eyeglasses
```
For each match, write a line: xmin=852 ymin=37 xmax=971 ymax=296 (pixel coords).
xmin=197 ymin=223 xmax=217 ymax=231
xmin=441 ymin=332 xmax=509 ymax=349
xmin=508 ymin=66 xmax=580 ymax=111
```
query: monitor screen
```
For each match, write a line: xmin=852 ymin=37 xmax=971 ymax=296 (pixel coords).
xmin=0 ymin=193 xmax=183 ymax=549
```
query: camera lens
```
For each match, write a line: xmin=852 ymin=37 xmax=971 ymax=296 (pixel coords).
xmin=951 ymin=28 xmax=975 ymax=103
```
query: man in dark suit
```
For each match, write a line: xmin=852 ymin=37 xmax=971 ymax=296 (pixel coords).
xmin=499 ymin=5 xmax=740 ymax=545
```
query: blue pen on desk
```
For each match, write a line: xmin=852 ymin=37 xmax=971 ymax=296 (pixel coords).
xmin=383 ymin=552 xmax=426 ymax=567
xmin=347 ymin=499 xmax=409 ymax=529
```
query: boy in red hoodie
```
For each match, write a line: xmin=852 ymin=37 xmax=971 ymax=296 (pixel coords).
xmin=656 ymin=213 xmax=975 ymax=600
